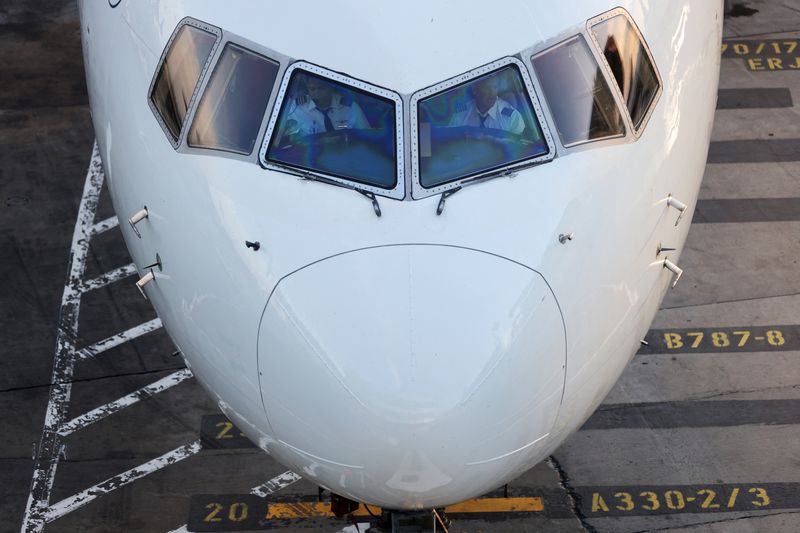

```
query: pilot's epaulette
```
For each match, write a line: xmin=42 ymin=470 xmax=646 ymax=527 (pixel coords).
xmin=501 ymin=106 xmax=514 ymax=117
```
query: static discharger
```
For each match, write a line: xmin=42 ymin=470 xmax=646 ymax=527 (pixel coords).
xmin=128 ymin=206 xmax=149 ymax=238
xmin=667 ymin=195 xmax=688 ymax=226
xmin=663 ymin=258 xmax=683 ymax=288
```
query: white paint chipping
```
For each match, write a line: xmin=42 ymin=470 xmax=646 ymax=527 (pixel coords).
xmin=89 ymin=215 xmax=119 ymax=237
xmin=250 ymin=470 xmax=303 ymax=498
xmin=21 ymin=143 xmax=105 ymax=533
xmin=76 ymin=318 xmax=163 ymax=360
xmin=22 ymin=144 xmax=173 ymax=533
xmin=43 ymin=441 xmax=202 ymax=523
xmin=58 ymin=369 xmax=194 ymax=436
xmin=80 ymin=262 xmax=138 ymax=292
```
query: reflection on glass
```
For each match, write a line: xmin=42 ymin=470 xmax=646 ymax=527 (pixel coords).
xmin=151 ymin=25 xmax=216 ymax=140
xmin=416 ymin=65 xmax=549 ymax=188
xmin=188 ymin=44 xmax=279 ymax=155
xmin=591 ymin=15 xmax=659 ymax=130
xmin=266 ymin=70 xmax=397 ymax=189
xmin=532 ymin=36 xmax=624 ymax=146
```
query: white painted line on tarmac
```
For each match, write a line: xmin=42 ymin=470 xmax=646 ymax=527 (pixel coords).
xmin=76 ymin=317 xmax=163 ymax=361
xmin=80 ymin=262 xmax=138 ymax=292
xmin=89 ymin=215 xmax=119 ymax=237
xmin=164 ymin=470 xmax=302 ymax=533
xmin=58 ymin=369 xmax=193 ymax=436
xmin=43 ymin=441 xmax=202 ymax=524
xmin=22 ymin=143 xmax=105 ymax=533
xmin=251 ymin=470 xmax=303 ymax=498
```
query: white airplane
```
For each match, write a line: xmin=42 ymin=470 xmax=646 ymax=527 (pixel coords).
xmin=78 ymin=0 xmax=722 ymax=519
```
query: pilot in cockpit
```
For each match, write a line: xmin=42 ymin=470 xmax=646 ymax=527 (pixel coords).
xmin=449 ymin=75 xmax=526 ymax=135
xmin=283 ymin=75 xmax=369 ymax=137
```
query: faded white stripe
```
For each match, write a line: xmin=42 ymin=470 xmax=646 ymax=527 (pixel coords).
xmin=76 ymin=318 xmax=163 ymax=360
xmin=80 ymin=263 xmax=138 ymax=293
xmin=250 ymin=470 xmax=303 ymax=498
xmin=89 ymin=215 xmax=119 ymax=237
xmin=44 ymin=441 xmax=202 ymax=523
xmin=58 ymin=369 xmax=193 ymax=436
xmin=21 ymin=143 xmax=105 ymax=533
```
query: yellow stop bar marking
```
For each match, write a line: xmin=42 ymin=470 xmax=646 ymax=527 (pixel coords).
xmin=266 ymin=497 xmax=544 ymax=519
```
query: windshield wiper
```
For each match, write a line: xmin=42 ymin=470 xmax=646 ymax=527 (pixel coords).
xmin=296 ymin=172 xmax=381 ymax=218
xmin=436 ymin=186 xmax=462 ymax=216
xmin=435 ymin=166 xmax=522 ymax=215
xmin=355 ymin=188 xmax=381 ymax=217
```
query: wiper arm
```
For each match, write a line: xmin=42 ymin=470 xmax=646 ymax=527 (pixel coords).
xmin=436 ymin=186 xmax=462 ymax=216
xmin=295 ymin=172 xmax=381 ymax=217
xmin=355 ymin=188 xmax=381 ymax=217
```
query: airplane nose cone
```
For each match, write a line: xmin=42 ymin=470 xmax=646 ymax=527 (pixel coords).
xmin=257 ymin=245 xmax=565 ymax=508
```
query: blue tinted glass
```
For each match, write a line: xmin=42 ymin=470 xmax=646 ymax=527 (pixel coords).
xmin=189 ymin=44 xmax=280 ymax=155
xmin=266 ymin=70 xmax=397 ymax=189
xmin=417 ymin=65 xmax=549 ymax=188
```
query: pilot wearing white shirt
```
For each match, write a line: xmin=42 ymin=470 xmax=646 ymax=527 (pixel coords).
xmin=285 ymin=75 xmax=369 ymax=136
xmin=449 ymin=75 xmax=525 ymax=135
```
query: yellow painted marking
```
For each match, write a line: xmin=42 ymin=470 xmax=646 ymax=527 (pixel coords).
xmin=267 ymin=502 xmax=352 ymax=519
xmin=727 ymin=487 xmax=740 ymax=508
xmin=445 ymin=497 xmax=544 ymax=513
xmin=265 ymin=497 xmax=544 ymax=520
xmin=768 ymin=58 xmax=784 ymax=70
xmin=592 ymin=492 xmax=609 ymax=513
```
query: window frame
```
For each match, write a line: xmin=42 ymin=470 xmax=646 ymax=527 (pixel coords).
xmin=147 ymin=17 xmax=222 ymax=149
xmin=530 ymin=34 xmax=627 ymax=149
xmin=259 ymin=61 xmax=406 ymax=199
xmin=587 ymin=7 xmax=663 ymax=139
xmin=409 ymin=57 xmax=556 ymax=200
xmin=186 ymin=42 xmax=282 ymax=156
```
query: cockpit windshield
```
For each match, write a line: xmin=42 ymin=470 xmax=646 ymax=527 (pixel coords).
xmin=265 ymin=69 xmax=398 ymax=189
xmin=591 ymin=14 xmax=660 ymax=132
xmin=415 ymin=65 xmax=550 ymax=188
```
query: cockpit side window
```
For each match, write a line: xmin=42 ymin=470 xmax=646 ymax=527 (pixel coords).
xmin=590 ymin=13 xmax=660 ymax=133
xmin=265 ymin=68 xmax=399 ymax=190
xmin=414 ymin=64 xmax=550 ymax=189
xmin=188 ymin=44 xmax=280 ymax=155
xmin=150 ymin=24 xmax=217 ymax=142
xmin=532 ymin=36 xmax=625 ymax=147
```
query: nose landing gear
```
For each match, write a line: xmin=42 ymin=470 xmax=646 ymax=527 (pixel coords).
xmin=327 ymin=491 xmax=451 ymax=532
xmin=376 ymin=508 xmax=450 ymax=532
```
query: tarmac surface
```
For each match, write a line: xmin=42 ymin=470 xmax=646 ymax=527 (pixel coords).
xmin=2 ymin=1 xmax=800 ymax=532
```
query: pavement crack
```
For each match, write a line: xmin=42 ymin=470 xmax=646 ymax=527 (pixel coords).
xmin=688 ymin=384 xmax=800 ymax=401
xmin=630 ymin=509 xmax=800 ymax=532
xmin=724 ymin=28 xmax=800 ymax=39
xmin=547 ymin=455 xmax=598 ymax=533
xmin=662 ymin=290 xmax=800 ymax=310
xmin=0 ymin=366 xmax=187 ymax=394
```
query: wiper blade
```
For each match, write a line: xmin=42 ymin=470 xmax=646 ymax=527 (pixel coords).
xmin=294 ymin=172 xmax=381 ymax=218
xmin=436 ymin=186 xmax=462 ymax=216
xmin=355 ymin=188 xmax=381 ymax=217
